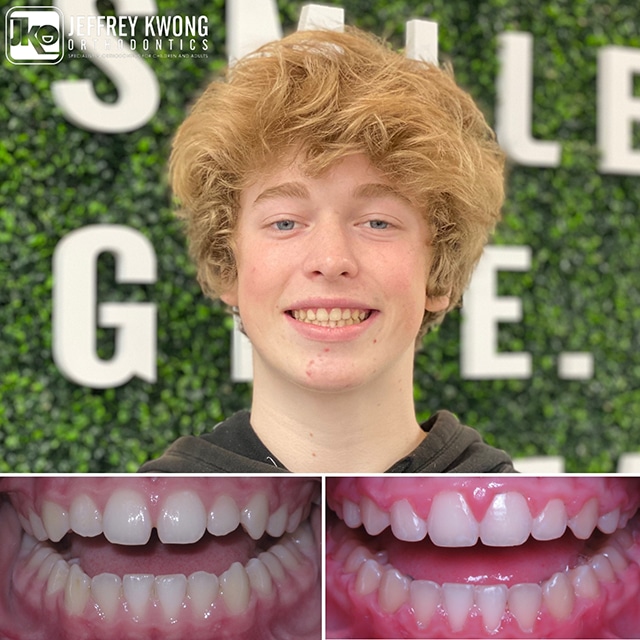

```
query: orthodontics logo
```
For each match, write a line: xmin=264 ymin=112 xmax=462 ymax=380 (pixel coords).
xmin=5 ymin=6 xmax=64 ymax=65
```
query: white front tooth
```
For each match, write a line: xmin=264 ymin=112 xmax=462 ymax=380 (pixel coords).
xmin=591 ymin=554 xmax=616 ymax=582
xmin=122 ymin=574 xmax=154 ymax=618
xmin=208 ymin=495 xmax=240 ymax=536
xmin=480 ymin=492 xmax=532 ymax=546
xmin=155 ymin=574 xmax=187 ymax=620
xmin=360 ymin=496 xmax=390 ymax=535
xmin=42 ymin=501 xmax=70 ymax=543
xmin=220 ymin=562 xmax=250 ymax=615
xmin=442 ymin=583 xmax=474 ymax=632
xmin=409 ymin=580 xmax=440 ymax=626
xmin=47 ymin=559 xmax=70 ymax=596
xmin=241 ymin=493 xmax=269 ymax=540
xmin=597 ymin=508 xmax=620 ymax=534
xmin=64 ymin=564 xmax=91 ymax=616
xmin=91 ymin=573 xmax=122 ymax=620
xmin=188 ymin=571 xmax=219 ymax=618
xmin=475 ymin=584 xmax=507 ymax=633
xmin=531 ymin=499 xmax=567 ymax=541
xmin=508 ymin=583 xmax=542 ymax=633
xmin=103 ymin=490 xmax=151 ymax=545
xmin=427 ymin=492 xmax=479 ymax=547
xmin=266 ymin=504 xmax=288 ymax=537
xmin=378 ymin=569 xmax=409 ymax=613
xmin=570 ymin=565 xmax=600 ymax=599
xmin=70 ymin=495 xmax=102 ymax=537
xmin=259 ymin=551 xmax=286 ymax=583
xmin=568 ymin=498 xmax=598 ymax=539
xmin=601 ymin=546 xmax=628 ymax=573
xmin=355 ymin=559 xmax=382 ymax=595
xmin=542 ymin=572 xmax=575 ymax=621
xmin=341 ymin=500 xmax=362 ymax=529
xmin=246 ymin=558 xmax=273 ymax=598
xmin=157 ymin=491 xmax=206 ymax=544
xmin=390 ymin=499 xmax=427 ymax=542
xmin=28 ymin=511 xmax=48 ymax=542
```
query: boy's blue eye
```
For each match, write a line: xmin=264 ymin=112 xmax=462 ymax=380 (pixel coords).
xmin=368 ymin=220 xmax=389 ymax=229
xmin=274 ymin=220 xmax=296 ymax=231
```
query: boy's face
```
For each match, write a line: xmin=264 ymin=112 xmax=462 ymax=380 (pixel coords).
xmin=222 ymin=153 xmax=449 ymax=393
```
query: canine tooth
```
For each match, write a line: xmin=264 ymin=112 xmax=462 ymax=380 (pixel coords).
xmin=156 ymin=574 xmax=187 ymax=620
xmin=266 ymin=504 xmax=288 ymax=537
xmin=345 ymin=546 xmax=371 ymax=573
xmin=47 ymin=559 xmax=70 ymax=596
xmin=591 ymin=554 xmax=616 ymax=582
xmin=508 ymin=583 xmax=542 ymax=633
xmin=65 ymin=564 xmax=91 ymax=616
xmin=427 ymin=492 xmax=478 ymax=547
xmin=188 ymin=571 xmax=219 ymax=618
xmin=157 ymin=491 xmax=206 ymax=544
xmin=28 ymin=511 xmax=48 ymax=541
xmin=241 ymin=493 xmax=269 ymax=540
xmin=42 ymin=501 xmax=70 ymax=543
xmin=122 ymin=574 xmax=154 ymax=618
xmin=355 ymin=559 xmax=382 ymax=595
xmin=246 ymin=558 xmax=273 ymax=597
xmin=259 ymin=551 xmax=286 ymax=583
xmin=91 ymin=573 xmax=122 ymax=620
xmin=568 ymin=498 xmax=598 ymax=539
xmin=360 ymin=497 xmax=391 ymax=536
xmin=570 ymin=565 xmax=600 ymax=599
xmin=220 ymin=562 xmax=250 ymax=615
xmin=598 ymin=508 xmax=620 ymax=534
xmin=409 ymin=580 xmax=440 ymax=626
xmin=480 ymin=492 xmax=532 ymax=546
xmin=442 ymin=583 xmax=474 ymax=632
xmin=103 ymin=490 xmax=151 ymax=545
xmin=379 ymin=569 xmax=409 ymax=613
xmin=70 ymin=494 xmax=102 ymax=537
xmin=390 ymin=499 xmax=427 ymax=542
xmin=543 ymin=572 xmax=575 ymax=621
xmin=601 ymin=546 xmax=628 ymax=573
xmin=531 ymin=499 xmax=567 ymax=541
xmin=475 ymin=584 xmax=507 ymax=633
xmin=286 ymin=506 xmax=304 ymax=533
xmin=208 ymin=495 xmax=240 ymax=536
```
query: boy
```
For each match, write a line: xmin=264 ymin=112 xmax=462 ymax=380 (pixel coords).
xmin=140 ymin=27 xmax=514 ymax=473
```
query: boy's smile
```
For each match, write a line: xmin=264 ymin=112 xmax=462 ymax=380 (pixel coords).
xmin=223 ymin=153 xmax=448 ymax=393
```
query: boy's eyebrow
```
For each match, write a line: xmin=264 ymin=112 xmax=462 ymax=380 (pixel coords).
xmin=352 ymin=182 xmax=413 ymax=204
xmin=252 ymin=182 xmax=310 ymax=205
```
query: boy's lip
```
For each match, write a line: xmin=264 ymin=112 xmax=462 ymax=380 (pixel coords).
xmin=0 ymin=476 xmax=321 ymax=640
xmin=326 ymin=477 xmax=640 ymax=638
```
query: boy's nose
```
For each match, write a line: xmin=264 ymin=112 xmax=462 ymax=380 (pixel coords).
xmin=302 ymin=221 xmax=358 ymax=280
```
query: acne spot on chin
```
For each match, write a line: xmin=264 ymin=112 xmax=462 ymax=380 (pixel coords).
xmin=323 ymin=348 xmax=330 ymax=353
xmin=306 ymin=359 xmax=315 ymax=377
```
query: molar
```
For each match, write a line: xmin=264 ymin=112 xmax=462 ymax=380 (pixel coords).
xmin=427 ymin=492 xmax=478 ymax=547
xmin=103 ymin=489 xmax=151 ymax=545
xmin=480 ymin=492 xmax=532 ymax=546
xmin=157 ymin=490 xmax=206 ymax=544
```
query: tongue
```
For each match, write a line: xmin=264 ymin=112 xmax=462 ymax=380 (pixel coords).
xmin=64 ymin=530 xmax=260 ymax=578
xmin=376 ymin=529 xmax=593 ymax=586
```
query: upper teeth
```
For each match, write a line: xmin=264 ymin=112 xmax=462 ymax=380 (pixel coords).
xmin=291 ymin=307 xmax=369 ymax=326
xmin=336 ymin=491 xmax=635 ymax=546
xmin=20 ymin=489 xmax=308 ymax=545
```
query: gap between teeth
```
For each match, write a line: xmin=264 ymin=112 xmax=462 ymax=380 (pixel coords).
xmin=21 ymin=521 xmax=315 ymax=622
xmin=340 ymin=491 xmax=635 ymax=546
xmin=339 ymin=525 xmax=634 ymax=634
xmin=290 ymin=308 xmax=369 ymax=327
xmin=20 ymin=490 xmax=307 ymax=545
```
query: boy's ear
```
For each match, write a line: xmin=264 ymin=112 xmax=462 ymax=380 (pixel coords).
xmin=220 ymin=283 xmax=239 ymax=307
xmin=425 ymin=292 xmax=450 ymax=313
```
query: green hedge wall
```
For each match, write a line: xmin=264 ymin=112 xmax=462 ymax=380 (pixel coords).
xmin=1 ymin=0 xmax=639 ymax=472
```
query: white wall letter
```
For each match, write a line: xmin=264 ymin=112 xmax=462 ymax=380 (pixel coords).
xmin=461 ymin=246 xmax=532 ymax=379
xmin=496 ymin=32 xmax=561 ymax=167
xmin=52 ymin=0 xmax=160 ymax=133
xmin=52 ymin=225 xmax=157 ymax=388
xmin=598 ymin=46 xmax=640 ymax=175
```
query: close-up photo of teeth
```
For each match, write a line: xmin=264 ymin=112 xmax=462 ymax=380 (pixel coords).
xmin=326 ymin=476 xmax=640 ymax=638
xmin=0 ymin=476 xmax=321 ymax=640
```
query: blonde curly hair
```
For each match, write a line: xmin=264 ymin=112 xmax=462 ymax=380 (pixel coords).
xmin=170 ymin=27 xmax=505 ymax=334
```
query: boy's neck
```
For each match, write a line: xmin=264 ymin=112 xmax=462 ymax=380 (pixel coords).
xmin=248 ymin=354 xmax=426 ymax=473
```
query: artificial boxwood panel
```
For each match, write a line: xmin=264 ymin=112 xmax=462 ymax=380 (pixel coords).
xmin=1 ymin=0 xmax=638 ymax=471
